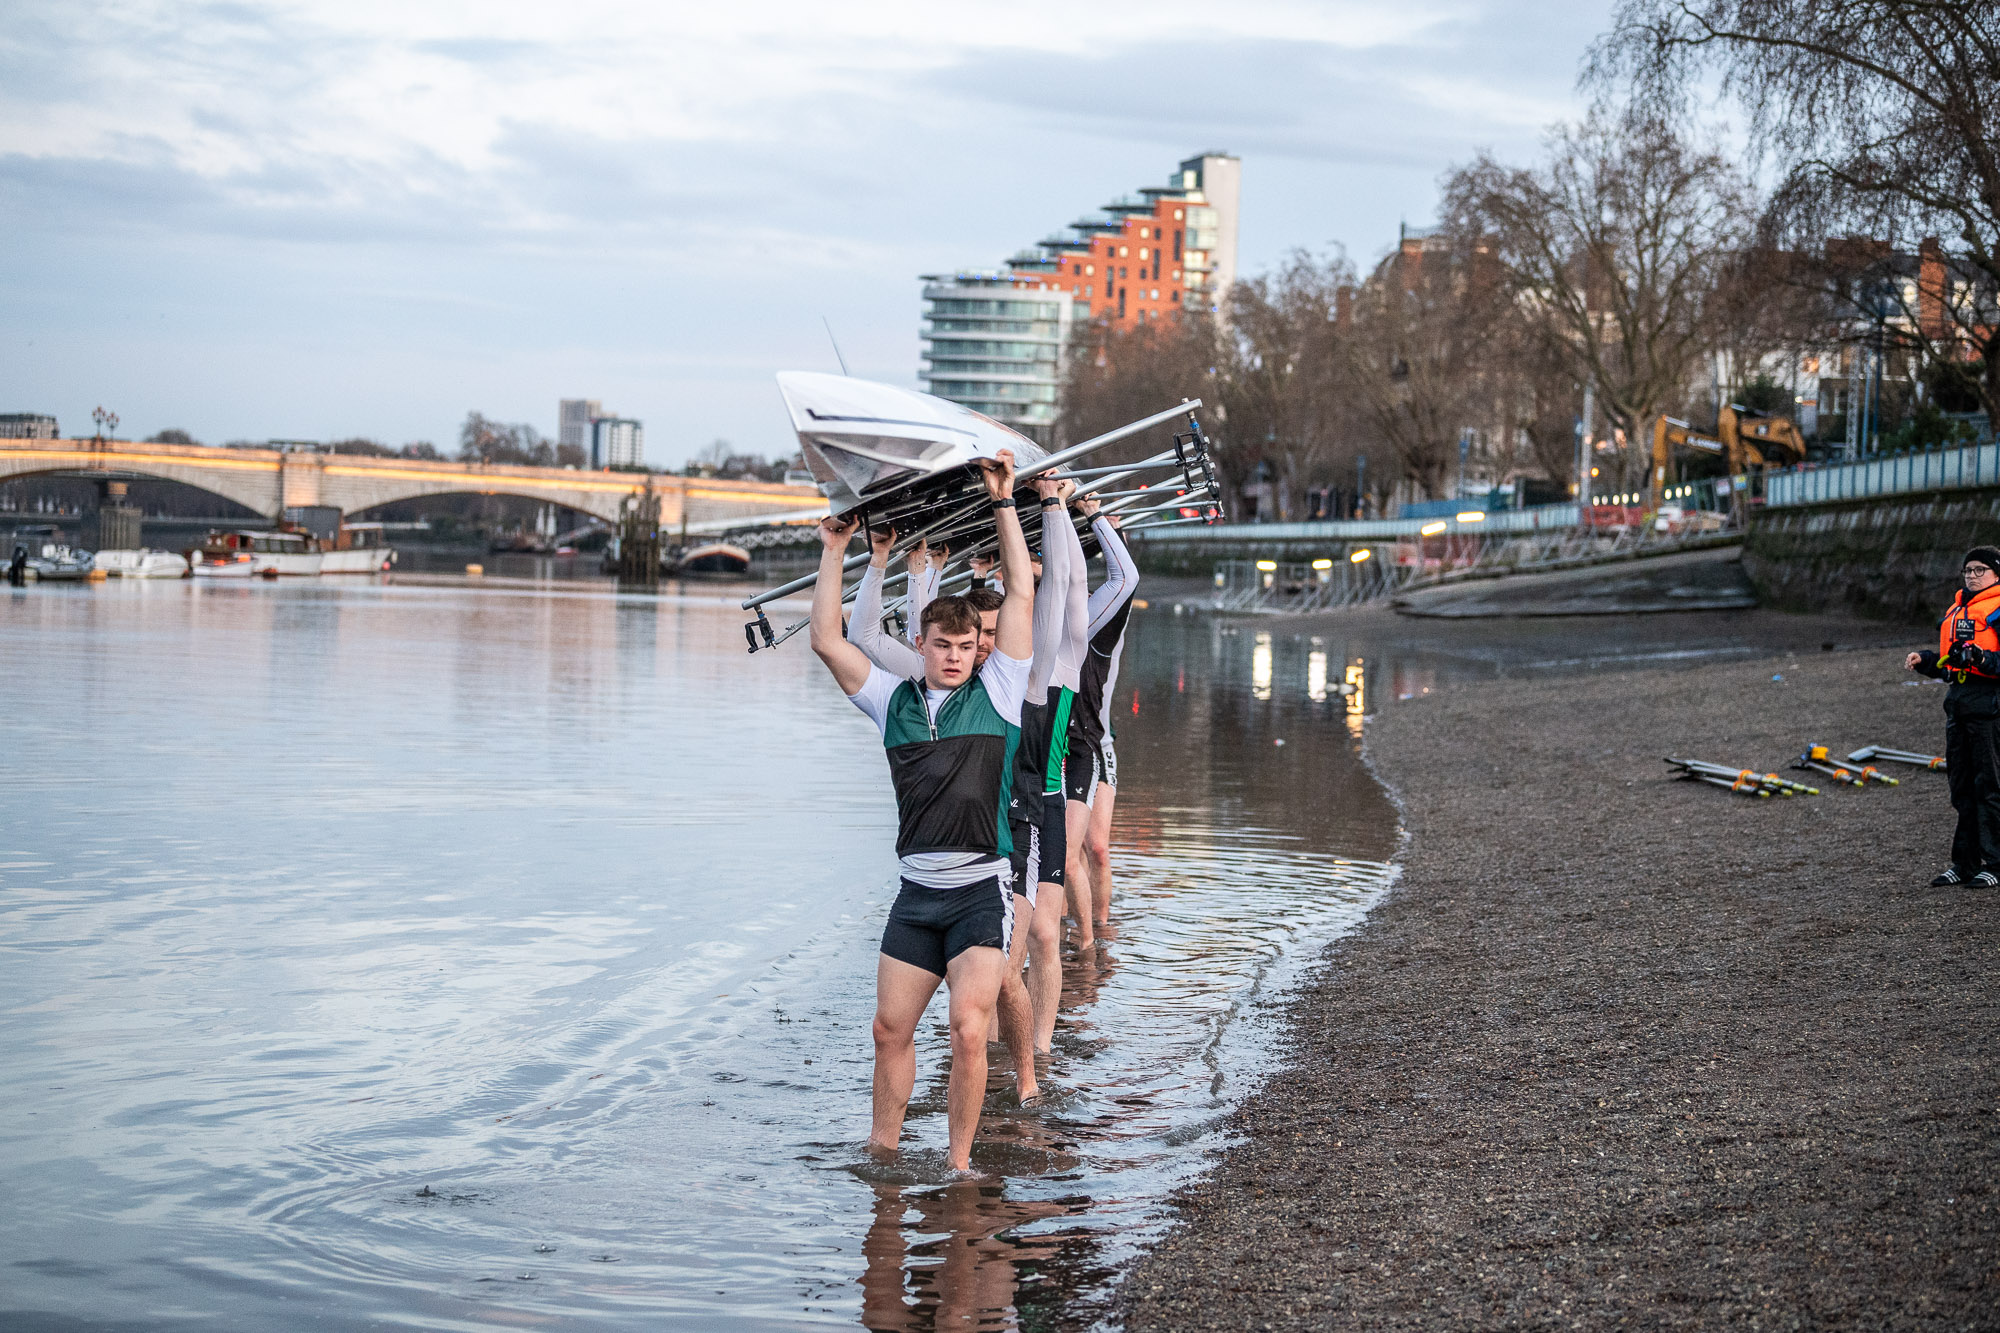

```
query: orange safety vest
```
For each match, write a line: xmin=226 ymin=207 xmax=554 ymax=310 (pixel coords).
xmin=1940 ymin=584 xmax=2000 ymax=679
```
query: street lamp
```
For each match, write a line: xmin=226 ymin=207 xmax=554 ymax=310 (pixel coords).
xmin=91 ymin=406 xmax=118 ymax=444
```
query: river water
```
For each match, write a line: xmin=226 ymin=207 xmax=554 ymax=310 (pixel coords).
xmin=1 ymin=574 xmax=1402 ymax=1331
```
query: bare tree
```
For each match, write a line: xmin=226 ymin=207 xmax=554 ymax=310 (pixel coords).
xmin=1445 ymin=110 xmax=1756 ymax=491
xmin=1057 ymin=312 xmax=1222 ymax=468
xmin=1222 ymin=252 xmax=1358 ymax=518
xmin=1597 ymin=0 xmax=2000 ymax=423
xmin=458 ymin=413 xmax=555 ymax=466
xmin=1341 ymin=234 xmax=1505 ymax=500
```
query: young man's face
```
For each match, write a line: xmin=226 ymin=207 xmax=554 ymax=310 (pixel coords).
xmin=922 ymin=624 xmax=980 ymax=689
xmin=975 ymin=610 xmax=997 ymax=667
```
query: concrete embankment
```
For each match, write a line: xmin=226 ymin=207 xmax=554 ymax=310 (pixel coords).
xmin=1746 ymin=489 xmax=2000 ymax=624
xmin=1393 ymin=545 xmax=1755 ymax=618
xmin=1119 ymin=637 xmax=1998 ymax=1330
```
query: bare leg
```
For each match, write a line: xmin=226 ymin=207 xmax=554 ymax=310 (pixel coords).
xmin=1064 ymin=797 xmax=1094 ymax=948
xmin=943 ymin=946 xmax=1008 ymax=1171
xmin=995 ymin=896 xmax=1038 ymax=1101
xmin=1086 ymin=783 xmax=1118 ymax=925
xmin=871 ymin=953 xmax=942 ymax=1155
xmin=1028 ymin=885 xmax=1063 ymax=1053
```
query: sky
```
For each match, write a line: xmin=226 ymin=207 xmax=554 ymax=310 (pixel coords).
xmin=0 ymin=0 xmax=1614 ymax=468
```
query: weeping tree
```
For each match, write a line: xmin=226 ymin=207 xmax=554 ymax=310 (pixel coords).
xmin=1596 ymin=0 xmax=2000 ymax=428
xmin=1444 ymin=110 xmax=1757 ymax=492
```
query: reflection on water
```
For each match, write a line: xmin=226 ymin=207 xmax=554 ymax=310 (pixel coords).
xmin=1 ymin=579 xmax=1398 ymax=1330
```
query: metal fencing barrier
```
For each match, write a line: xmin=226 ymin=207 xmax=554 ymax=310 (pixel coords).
xmin=1767 ymin=441 xmax=2000 ymax=507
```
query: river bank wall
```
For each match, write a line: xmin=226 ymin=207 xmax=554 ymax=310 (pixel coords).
xmin=1118 ymin=638 xmax=1998 ymax=1330
xmin=1744 ymin=489 xmax=2000 ymax=624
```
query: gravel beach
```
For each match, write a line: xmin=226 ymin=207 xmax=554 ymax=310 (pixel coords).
xmin=1120 ymin=630 xmax=1999 ymax=1329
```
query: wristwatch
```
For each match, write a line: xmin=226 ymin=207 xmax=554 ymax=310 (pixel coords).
xmin=990 ymin=497 xmax=1016 ymax=510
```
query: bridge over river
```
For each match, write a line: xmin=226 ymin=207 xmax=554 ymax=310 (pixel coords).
xmin=0 ymin=438 xmax=825 ymax=531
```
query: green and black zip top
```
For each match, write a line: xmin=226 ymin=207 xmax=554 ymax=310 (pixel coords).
xmin=883 ymin=676 xmax=1020 ymax=860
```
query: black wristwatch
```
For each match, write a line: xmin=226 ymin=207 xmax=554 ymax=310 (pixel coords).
xmin=1039 ymin=497 xmax=1062 ymax=508
xmin=990 ymin=497 xmax=1016 ymax=510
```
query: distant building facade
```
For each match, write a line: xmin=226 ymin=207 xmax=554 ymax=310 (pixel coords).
xmin=919 ymin=153 xmax=1241 ymax=443
xmin=559 ymin=399 xmax=600 ymax=454
xmin=0 ymin=414 xmax=59 ymax=439
xmin=593 ymin=417 xmax=644 ymax=469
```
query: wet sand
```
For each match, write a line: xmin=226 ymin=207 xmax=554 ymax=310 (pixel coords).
xmin=1120 ymin=629 xmax=2000 ymax=1329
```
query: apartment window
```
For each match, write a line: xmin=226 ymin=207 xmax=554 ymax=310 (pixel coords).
xmin=1173 ymin=228 xmax=1182 ymax=257
xmin=1072 ymin=263 xmax=1081 ymax=275
xmin=1121 ymin=267 xmax=1128 ymax=278
xmin=1118 ymin=287 xmax=1127 ymax=319
xmin=1086 ymin=264 xmax=1094 ymax=275
xmin=1174 ymin=209 xmax=1183 ymax=220
xmin=1172 ymin=269 xmax=1181 ymax=280
xmin=1140 ymin=226 xmax=1150 ymax=238
xmin=1139 ymin=248 xmax=1149 ymax=260
xmin=1119 ymin=245 xmax=1128 ymax=257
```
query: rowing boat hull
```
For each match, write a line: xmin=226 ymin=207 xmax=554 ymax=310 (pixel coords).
xmin=776 ymin=372 xmax=1049 ymax=517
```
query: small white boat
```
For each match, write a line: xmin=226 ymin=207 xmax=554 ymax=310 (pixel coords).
xmin=776 ymin=371 xmax=1049 ymax=517
xmin=23 ymin=543 xmax=94 ymax=581
xmin=95 ymin=548 xmax=190 ymax=579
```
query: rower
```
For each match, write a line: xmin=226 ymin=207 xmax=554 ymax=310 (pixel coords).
xmin=1064 ymin=500 xmax=1138 ymax=950
xmin=848 ymin=531 xmax=1038 ymax=1105
xmin=808 ymin=449 xmax=1035 ymax=1172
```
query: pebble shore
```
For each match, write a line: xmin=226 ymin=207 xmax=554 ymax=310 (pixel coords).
xmin=1119 ymin=643 xmax=1999 ymax=1329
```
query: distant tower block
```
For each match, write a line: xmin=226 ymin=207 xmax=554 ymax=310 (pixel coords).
xmin=560 ymin=399 xmax=600 ymax=461
xmin=594 ymin=417 xmax=644 ymax=469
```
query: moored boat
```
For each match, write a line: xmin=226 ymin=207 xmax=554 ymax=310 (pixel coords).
xmin=23 ymin=542 xmax=94 ymax=581
xmin=192 ymin=552 xmax=256 ymax=578
xmin=320 ymin=523 xmax=397 ymax=574
xmin=193 ymin=529 xmax=323 ymax=576
xmin=95 ymin=549 xmax=191 ymax=579
xmin=670 ymin=541 xmax=753 ymax=576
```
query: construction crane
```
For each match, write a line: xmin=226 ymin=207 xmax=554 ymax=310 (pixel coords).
xmin=1649 ymin=405 xmax=1809 ymax=511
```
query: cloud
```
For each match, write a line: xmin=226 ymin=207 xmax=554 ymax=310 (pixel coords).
xmin=0 ymin=0 xmax=1613 ymax=459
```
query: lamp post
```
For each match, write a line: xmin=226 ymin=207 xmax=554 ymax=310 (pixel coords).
xmin=1355 ymin=454 xmax=1367 ymax=518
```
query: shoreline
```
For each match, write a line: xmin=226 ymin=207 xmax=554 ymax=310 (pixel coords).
xmin=1118 ymin=631 xmax=1999 ymax=1328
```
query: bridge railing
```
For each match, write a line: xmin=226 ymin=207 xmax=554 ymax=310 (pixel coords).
xmin=1766 ymin=440 xmax=2000 ymax=508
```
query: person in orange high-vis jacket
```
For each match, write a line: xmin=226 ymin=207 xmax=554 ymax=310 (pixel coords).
xmin=1907 ymin=545 xmax=2000 ymax=887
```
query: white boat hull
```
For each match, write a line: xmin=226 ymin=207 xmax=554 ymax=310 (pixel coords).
xmin=319 ymin=548 xmax=393 ymax=574
xmin=776 ymin=371 xmax=1049 ymax=516
xmin=96 ymin=549 xmax=190 ymax=579
xmin=251 ymin=551 xmax=323 ymax=576
xmin=194 ymin=557 xmax=257 ymax=578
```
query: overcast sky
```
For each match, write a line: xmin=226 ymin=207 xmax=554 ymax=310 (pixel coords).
xmin=0 ymin=0 xmax=1613 ymax=467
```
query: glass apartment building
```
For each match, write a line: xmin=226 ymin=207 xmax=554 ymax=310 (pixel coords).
xmin=919 ymin=274 xmax=1074 ymax=445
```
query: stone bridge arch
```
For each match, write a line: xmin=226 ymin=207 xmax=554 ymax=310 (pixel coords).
xmin=0 ymin=439 xmax=824 ymax=531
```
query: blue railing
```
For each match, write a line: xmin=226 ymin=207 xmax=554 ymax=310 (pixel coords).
xmin=1126 ymin=504 xmax=1582 ymax=542
xmin=1766 ymin=441 xmax=2000 ymax=507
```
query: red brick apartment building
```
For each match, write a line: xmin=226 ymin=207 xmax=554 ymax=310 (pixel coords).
xmin=920 ymin=153 xmax=1240 ymax=442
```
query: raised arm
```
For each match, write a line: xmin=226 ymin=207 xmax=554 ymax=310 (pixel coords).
xmin=908 ymin=544 xmax=941 ymax=646
xmin=1086 ymin=510 xmax=1139 ymax=633
xmin=808 ymin=516 xmax=873 ymax=695
xmin=1026 ymin=476 xmax=1069 ymax=698
xmin=847 ymin=526 xmax=924 ymax=678
xmin=1054 ymin=489 xmax=1090 ymax=692
xmin=978 ymin=449 xmax=1034 ymax=661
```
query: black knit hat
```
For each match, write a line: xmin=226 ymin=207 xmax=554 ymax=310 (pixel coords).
xmin=1966 ymin=546 xmax=2000 ymax=574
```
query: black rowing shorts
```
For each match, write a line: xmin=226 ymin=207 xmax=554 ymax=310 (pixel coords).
xmin=1038 ymin=792 xmax=1066 ymax=888
xmin=1007 ymin=818 xmax=1040 ymax=906
xmin=880 ymin=876 xmax=1013 ymax=978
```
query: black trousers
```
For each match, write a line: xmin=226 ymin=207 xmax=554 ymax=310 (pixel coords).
xmin=1944 ymin=692 xmax=2000 ymax=872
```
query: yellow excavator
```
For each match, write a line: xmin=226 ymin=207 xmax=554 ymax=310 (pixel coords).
xmin=1649 ymin=405 xmax=1809 ymax=510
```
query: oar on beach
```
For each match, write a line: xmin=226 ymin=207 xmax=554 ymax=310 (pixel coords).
xmin=1846 ymin=745 xmax=1944 ymax=772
